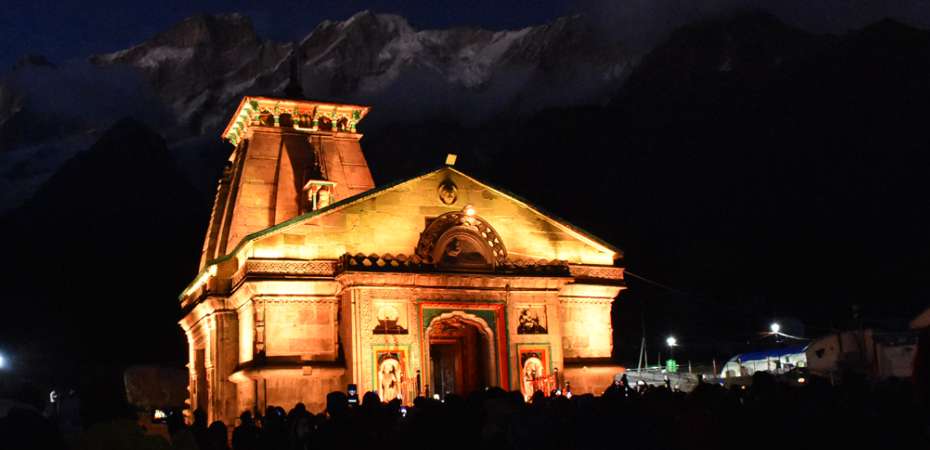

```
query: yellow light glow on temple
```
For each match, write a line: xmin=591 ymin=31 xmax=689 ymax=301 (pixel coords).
xmin=179 ymin=96 xmax=627 ymax=423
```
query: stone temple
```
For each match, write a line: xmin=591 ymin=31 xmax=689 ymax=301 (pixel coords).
xmin=179 ymin=96 xmax=626 ymax=423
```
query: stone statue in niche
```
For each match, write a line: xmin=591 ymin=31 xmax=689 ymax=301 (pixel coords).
xmin=521 ymin=354 xmax=545 ymax=398
xmin=377 ymin=354 xmax=402 ymax=401
xmin=517 ymin=307 xmax=548 ymax=334
xmin=438 ymin=179 xmax=458 ymax=205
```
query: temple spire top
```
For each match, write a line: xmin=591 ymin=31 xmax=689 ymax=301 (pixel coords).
xmin=221 ymin=96 xmax=371 ymax=146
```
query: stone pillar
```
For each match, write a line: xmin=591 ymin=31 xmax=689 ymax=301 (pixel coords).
xmin=558 ymin=296 xmax=614 ymax=359
xmin=558 ymin=282 xmax=624 ymax=394
xmin=184 ymin=330 xmax=197 ymax=422
xmin=207 ymin=311 xmax=239 ymax=425
xmin=347 ymin=288 xmax=363 ymax=387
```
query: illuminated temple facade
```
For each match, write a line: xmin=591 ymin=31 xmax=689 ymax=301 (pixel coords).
xmin=179 ymin=96 xmax=626 ymax=423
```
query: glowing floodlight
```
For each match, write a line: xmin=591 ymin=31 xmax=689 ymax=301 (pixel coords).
xmin=770 ymin=322 xmax=781 ymax=334
xmin=666 ymin=336 xmax=677 ymax=347
xmin=0 ymin=353 xmax=5 ymax=369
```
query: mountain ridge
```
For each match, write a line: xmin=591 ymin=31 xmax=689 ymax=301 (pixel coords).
xmin=88 ymin=10 xmax=630 ymax=134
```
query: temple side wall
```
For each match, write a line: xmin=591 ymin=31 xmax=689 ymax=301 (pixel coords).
xmin=558 ymin=282 xmax=621 ymax=359
xmin=562 ymin=365 xmax=623 ymax=395
xmin=559 ymin=300 xmax=614 ymax=359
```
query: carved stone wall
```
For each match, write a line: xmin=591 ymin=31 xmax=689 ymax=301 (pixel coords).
xmin=261 ymin=296 xmax=339 ymax=360
xmin=233 ymin=259 xmax=341 ymax=286
xmin=558 ymin=298 xmax=614 ymax=359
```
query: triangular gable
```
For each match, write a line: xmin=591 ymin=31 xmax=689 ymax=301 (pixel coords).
xmin=183 ymin=166 xmax=621 ymax=298
xmin=243 ymin=166 xmax=619 ymax=262
xmin=448 ymin=168 xmax=622 ymax=258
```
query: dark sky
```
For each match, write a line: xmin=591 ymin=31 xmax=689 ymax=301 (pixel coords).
xmin=5 ymin=0 xmax=930 ymax=68
xmin=1 ymin=0 xmax=572 ymax=68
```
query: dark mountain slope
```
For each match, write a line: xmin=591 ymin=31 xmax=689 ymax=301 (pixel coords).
xmin=0 ymin=118 xmax=208 ymax=370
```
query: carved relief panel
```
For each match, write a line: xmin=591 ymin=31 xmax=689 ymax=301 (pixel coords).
xmin=516 ymin=305 xmax=548 ymax=334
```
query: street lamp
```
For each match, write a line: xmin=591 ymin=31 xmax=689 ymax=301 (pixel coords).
xmin=666 ymin=336 xmax=678 ymax=348
xmin=770 ymin=322 xmax=784 ymax=344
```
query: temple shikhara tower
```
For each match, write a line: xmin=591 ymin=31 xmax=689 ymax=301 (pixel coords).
xmin=179 ymin=96 xmax=626 ymax=423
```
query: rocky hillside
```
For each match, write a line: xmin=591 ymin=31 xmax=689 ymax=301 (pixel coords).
xmin=0 ymin=118 xmax=205 ymax=364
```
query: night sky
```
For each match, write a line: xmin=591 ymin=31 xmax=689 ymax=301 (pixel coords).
xmin=2 ymin=0 xmax=930 ymax=388
xmin=1 ymin=0 xmax=570 ymax=68
xmin=5 ymin=0 xmax=930 ymax=68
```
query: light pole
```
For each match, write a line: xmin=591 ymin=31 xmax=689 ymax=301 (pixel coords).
xmin=770 ymin=322 xmax=782 ymax=344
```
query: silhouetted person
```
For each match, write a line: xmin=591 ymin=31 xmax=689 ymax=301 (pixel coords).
xmin=232 ymin=411 xmax=259 ymax=450
xmin=207 ymin=420 xmax=229 ymax=450
xmin=191 ymin=408 xmax=209 ymax=450
xmin=260 ymin=405 xmax=287 ymax=450
xmin=167 ymin=408 xmax=198 ymax=450
xmin=315 ymin=392 xmax=356 ymax=450
xmin=287 ymin=403 xmax=312 ymax=450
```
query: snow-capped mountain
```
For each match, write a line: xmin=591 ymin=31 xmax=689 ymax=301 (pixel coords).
xmin=0 ymin=10 xmax=631 ymax=213
xmin=91 ymin=10 xmax=630 ymax=133
xmin=90 ymin=13 xmax=295 ymax=133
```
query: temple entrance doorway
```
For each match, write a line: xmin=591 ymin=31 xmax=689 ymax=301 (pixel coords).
xmin=426 ymin=313 xmax=494 ymax=398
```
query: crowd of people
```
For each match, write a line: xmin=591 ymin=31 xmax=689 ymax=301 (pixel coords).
xmin=3 ymin=372 xmax=929 ymax=450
